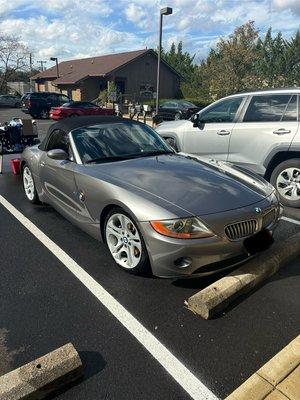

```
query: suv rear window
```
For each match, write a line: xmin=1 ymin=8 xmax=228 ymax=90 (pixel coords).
xmin=243 ymin=94 xmax=298 ymax=122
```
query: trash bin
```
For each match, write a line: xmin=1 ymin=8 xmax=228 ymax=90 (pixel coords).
xmin=9 ymin=158 xmax=21 ymax=175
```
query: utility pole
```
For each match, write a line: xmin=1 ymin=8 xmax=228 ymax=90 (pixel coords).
xmin=37 ymin=60 xmax=47 ymax=71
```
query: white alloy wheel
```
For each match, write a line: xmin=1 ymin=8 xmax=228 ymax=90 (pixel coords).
xmin=105 ymin=213 xmax=142 ymax=269
xmin=276 ymin=167 xmax=300 ymax=201
xmin=23 ymin=166 xmax=35 ymax=201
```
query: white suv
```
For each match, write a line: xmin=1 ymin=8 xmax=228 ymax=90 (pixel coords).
xmin=156 ymin=88 xmax=300 ymax=208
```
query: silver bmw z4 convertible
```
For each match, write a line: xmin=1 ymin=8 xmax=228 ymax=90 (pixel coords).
xmin=21 ymin=116 xmax=280 ymax=278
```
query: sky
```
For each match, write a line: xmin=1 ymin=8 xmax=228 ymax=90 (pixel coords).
xmin=0 ymin=0 xmax=299 ymax=68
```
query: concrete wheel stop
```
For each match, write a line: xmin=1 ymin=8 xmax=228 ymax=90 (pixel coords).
xmin=0 ymin=343 xmax=83 ymax=400
xmin=186 ymin=232 xmax=300 ymax=320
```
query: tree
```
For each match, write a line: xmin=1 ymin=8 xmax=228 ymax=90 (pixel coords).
xmin=0 ymin=35 xmax=29 ymax=93
xmin=162 ymin=41 xmax=197 ymax=97
xmin=284 ymin=31 xmax=300 ymax=85
xmin=256 ymin=29 xmax=287 ymax=86
xmin=199 ymin=21 xmax=260 ymax=100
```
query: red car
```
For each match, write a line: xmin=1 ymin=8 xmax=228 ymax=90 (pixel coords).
xmin=50 ymin=101 xmax=115 ymax=120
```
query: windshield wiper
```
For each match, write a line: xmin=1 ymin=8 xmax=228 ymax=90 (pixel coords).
xmin=85 ymin=151 xmax=174 ymax=164
xmin=138 ymin=150 xmax=174 ymax=158
xmin=85 ymin=156 xmax=131 ymax=164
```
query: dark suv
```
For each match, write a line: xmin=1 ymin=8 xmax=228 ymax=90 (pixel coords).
xmin=22 ymin=92 xmax=70 ymax=119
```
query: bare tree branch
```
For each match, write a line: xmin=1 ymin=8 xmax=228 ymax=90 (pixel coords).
xmin=0 ymin=34 xmax=29 ymax=92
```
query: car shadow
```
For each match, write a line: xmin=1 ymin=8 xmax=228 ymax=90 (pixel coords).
xmin=45 ymin=350 xmax=106 ymax=399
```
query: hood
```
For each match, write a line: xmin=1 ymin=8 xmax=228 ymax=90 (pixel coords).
xmin=156 ymin=119 xmax=191 ymax=131
xmin=88 ymin=154 xmax=273 ymax=216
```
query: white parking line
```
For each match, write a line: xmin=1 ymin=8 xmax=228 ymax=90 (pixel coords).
xmin=0 ymin=194 xmax=218 ymax=400
xmin=281 ymin=216 xmax=300 ymax=226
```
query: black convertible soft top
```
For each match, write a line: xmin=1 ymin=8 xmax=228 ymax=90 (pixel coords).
xmin=39 ymin=115 xmax=129 ymax=151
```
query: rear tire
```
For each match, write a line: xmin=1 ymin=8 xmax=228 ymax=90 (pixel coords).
xmin=104 ymin=207 xmax=151 ymax=276
xmin=22 ymin=163 xmax=40 ymax=204
xmin=39 ymin=109 xmax=49 ymax=119
xmin=270 ymin=159 xmax=300 ymax=208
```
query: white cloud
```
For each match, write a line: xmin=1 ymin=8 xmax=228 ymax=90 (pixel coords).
xmin=273 ymin=0 xmax=300 ymax=15
xmin=0 ymin=0 xmax=299 ymax=66
xmin=124 ymin=3 xmax=149 ymax=28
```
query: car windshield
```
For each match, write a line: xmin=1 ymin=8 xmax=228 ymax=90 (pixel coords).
xmin=71 ymin=122 xmax=174 ymax=164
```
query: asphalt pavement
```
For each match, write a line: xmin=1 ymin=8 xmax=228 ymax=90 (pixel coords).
xmin=0 ymin=107 xmax=300 ymax=399
xmin=0 ymin=106 xmax=51 ymax=139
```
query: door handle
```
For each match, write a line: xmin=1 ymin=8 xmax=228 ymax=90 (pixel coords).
xmin=217 ymin=130 xmax=230 ymax=136
xmin=273 ymin=128 xmax=291 ymax=135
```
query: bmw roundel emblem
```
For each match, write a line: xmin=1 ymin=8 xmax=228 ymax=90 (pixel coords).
xmin=254 ymin=207 xmax=262 ymax=214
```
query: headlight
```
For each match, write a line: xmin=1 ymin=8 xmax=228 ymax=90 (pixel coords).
xmin=150 ymin=217 xmax=214 ymax=239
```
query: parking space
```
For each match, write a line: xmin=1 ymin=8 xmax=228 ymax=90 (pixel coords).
xmin=0 ymin=106 xmax=299 ymax=399
xmin=0 ymin=107 xmax=52 ymax=139
xmin=0 ymin=158 xmax=299 ymax=399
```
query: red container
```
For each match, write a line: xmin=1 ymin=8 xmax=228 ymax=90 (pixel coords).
xmin=9 ymin=158 xmax=21 ymax=175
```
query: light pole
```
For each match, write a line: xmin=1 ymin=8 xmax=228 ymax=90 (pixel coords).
xmin=155 ymin=6 xmax=172 ymax=114
xmin=50 ymin=57 xmax=59 ymax=78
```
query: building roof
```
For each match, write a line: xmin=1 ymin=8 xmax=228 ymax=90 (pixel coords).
xmin=32 ymin=49 xmax=181 ymax=85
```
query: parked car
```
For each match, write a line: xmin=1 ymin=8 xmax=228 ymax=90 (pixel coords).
xmin=21 ymin=115 xmax=279 ymax=278
xmin=156 ymin=88 xmax=300 ymax=208
xmin=0 ymin=95 xmax=21 ymax=108
xmin=153 ymin=100 xmax=201 ymax=123
xmin=21 ymin=92 xmax=70 ymax=119
xmin=49 ymin=101 xmax=116 ymax=120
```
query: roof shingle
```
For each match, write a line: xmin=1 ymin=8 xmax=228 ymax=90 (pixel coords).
xmin=32 ymin=49 xmax=150 ymax=84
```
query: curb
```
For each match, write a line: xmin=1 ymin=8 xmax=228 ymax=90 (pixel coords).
xmin=0 ymin=343 xmax=83 ymax=400
xmin=225 ymin=335 xmax=300 ymax=400
xmin=187 ymin=232 xmax=300 ymax=319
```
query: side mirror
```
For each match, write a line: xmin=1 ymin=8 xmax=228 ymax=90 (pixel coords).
xmin=47 ymin=149 xmax=68 ymax=160
xmin=191 ymin=113 xmax=199 ymax=127
xmin=32 ymin=137 xmax=40 ymax=145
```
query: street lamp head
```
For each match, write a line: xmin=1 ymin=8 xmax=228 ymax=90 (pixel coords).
xmin=50 ymin=57 xmax=57 ymax=61
xmin=160 ymin=7 xmax=172 ymax=15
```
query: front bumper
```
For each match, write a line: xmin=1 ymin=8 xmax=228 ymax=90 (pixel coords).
xmin=139 ymin=194 xmax=280 ymax=278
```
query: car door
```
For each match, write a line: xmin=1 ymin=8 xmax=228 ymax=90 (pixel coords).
xmin=183 ymin=96 xmax=245 ymax=160
xmin=39 ymin=129 xmax=80 ymax=220
xmin=159 ymin=102 xmax=177 ymax=120
xmin=6 ymin=96 xmax=15 ymax=106
xmin=228 ymin=93 xmax=299 ymax=175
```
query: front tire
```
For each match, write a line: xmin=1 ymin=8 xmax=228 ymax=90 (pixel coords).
xmin=104 ymin=207 xmax=150 ymax=275
xmin=22 ymin=164 xmax=40 ymax=204
xmin=270 ymin=159 xmax=300 ymax=208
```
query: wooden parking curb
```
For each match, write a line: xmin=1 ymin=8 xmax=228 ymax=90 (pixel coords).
xmin=225 ymin=335 xmax=300 ymax=400
xmin=187 ymin=232 xmax=300 ymax=319
xmin=0 ymin=343 xmax=83 ymax=400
